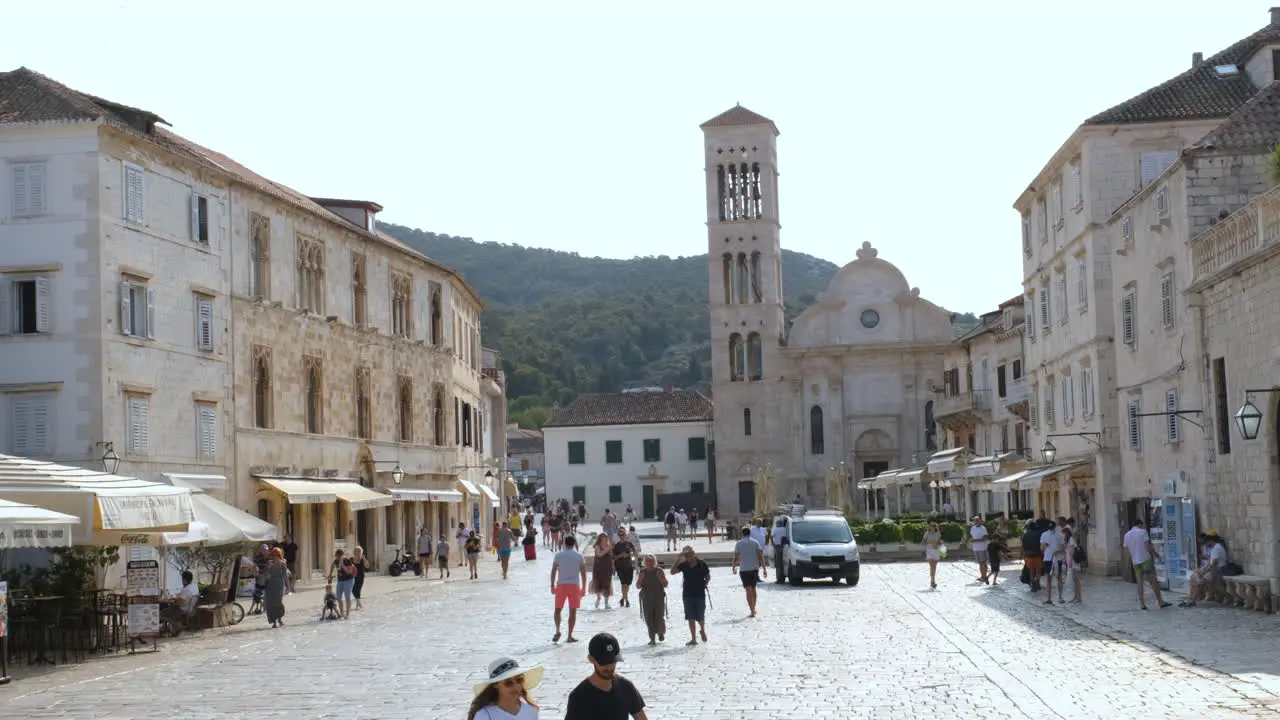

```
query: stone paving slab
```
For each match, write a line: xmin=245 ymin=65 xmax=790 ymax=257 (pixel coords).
xmin=2 ymin=553 xmax=1279 ymax=718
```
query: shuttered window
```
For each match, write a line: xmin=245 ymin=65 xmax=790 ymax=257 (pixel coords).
xmin=1166 ymin=388 xmax=1180 ymax=444
xmin=1160 ymin=272 xmax=1175 ymax=329
xmin=1029 ymin=386 xmax=1039 ymax=429
xmin=1127 ymin=400 xmax=1142 ymax=450
xmin=12 ymin=162 xmax=47 ymax=218
xmin=605 ymin=440 xmax=623 ymax=464
xmin=195 ymin=294 xmax=214 ymax=351
xmin=1056 ymin=274 xmax=1068 ymax=322
xmin=1062 ymin=374 xmax=1074 ymax=422
xmin=1080 ymin=368 xmax=1095 ymax=417
xmin=197 ymin=403 xmax=217 ymax=459
xmin=1025 ymin=293 xmax=1036 ymax=340
xmin=1139 ymin=150 xmax=1178 ymax=187
xmin=190 ymin=193 xmax=209 ymax=244
xmin=642 ymin=438 xmax=661 ymax=462
xmin=1076 ymin=258 xmax=1088 ymax=309
xmin=123 ymin=163 xmax=145 ymax=223
xmin=127 ymin=395 xmax=150 ymax=456
xmin=0 ymin=276 xmax=51 ymax=335
xmin=120 ymin=280 xmax=155 ymax=339
xmin=1039 ymin=284 xmax=1051 ymax=329
xmin=567 ymin=441 xmax=585 ymax=465
xmin=1122 ymin=291 xmax=1136 ymax=345
xmin=1070 ymin=162 xmax=1082 ymax=208
xmin=9 ymin=393 xmax=52 ymax=456
xmin=1021 ymin=216 xmax=1032 ymax=255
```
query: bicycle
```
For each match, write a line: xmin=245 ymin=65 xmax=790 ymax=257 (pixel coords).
xmin=219 ymin=600 xmax=246 ymax=626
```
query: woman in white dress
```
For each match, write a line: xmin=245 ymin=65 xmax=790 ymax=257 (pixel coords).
xmin=467 ymin=657 xmax=543 ymax=720
xmin=923 ymin=521 xmax=943 ymax=589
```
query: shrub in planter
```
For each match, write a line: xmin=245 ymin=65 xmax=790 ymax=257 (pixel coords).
xmin=874 ymin=522 xmax=902 ymax=545
xmin=899 ymin=522 xmax=926 ymax=544
xmin=939 ymin=522 xmax=965 ymax=543
xmin=853 ymin=526 xmax=877 ymax=546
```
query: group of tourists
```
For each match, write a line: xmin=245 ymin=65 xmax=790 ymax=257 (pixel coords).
xmin=661 ymin=506 xmax=717 ymax=550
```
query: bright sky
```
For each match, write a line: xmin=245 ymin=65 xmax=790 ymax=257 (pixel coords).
xmin=2 ymin=1 xmax=1269 ymax=312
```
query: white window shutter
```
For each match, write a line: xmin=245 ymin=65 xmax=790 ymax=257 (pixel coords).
xmin=196 ymin=296 xmax=214 ymax=351
xmin=1040 ymin=286 xmax=1050 ymax=328
xmin=29 ymin=396 xmax=50 ymax=455
xmin=129 ymin=396 xmax=150 ymax=455
xmin=1122 ymin=293 xmax=1135 ymax=345
xmin=198 ymin=404 xmax=217 ymax=459
xmin=1076 ymin=260 xmax=1088 ymax=308
xmin=119 ymin=281 xmax=133 ymax=335
xmin=1166 ymin=388 xmax=1179 ymax=443
xmin=1025 ymin=296 xmax=1035 ymax=339
xmin=124 ymin=164 xmax=145 ymax=223
xmin=10 ymin=396 xmax=31 ymax=455
xmin=1128 ymin=401 xmax=1141 ymax=449
xmin=1056 ymin=275 xmax=1068 ymax=321
xmin=12 ymin=164 xmax=28 ymax=217
xmin=0 ymin=278 xmax=10 ymax=336
xmin=1140 ymin=150 xmax=1178 ymax=187
xmin=1072 ymin=164 xmax=1082 ymax=206
xmin=34 ymin=276 xmax=50 ymax=333
xmin=1161 ymin=273 xmax=1175 ymax=329
xmin=1021 ymin=217 xmax=1031 ymax=254
xmin=190 ymin=194 xmax=202 ymax=242
xmin=28 ymin=163 xmax=45 ymax=216
xmin=145 ymin=286 xmax=156 ymax=339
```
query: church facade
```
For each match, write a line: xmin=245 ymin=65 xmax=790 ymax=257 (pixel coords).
xmin=701 ymin=106 xmax=955 ymax=515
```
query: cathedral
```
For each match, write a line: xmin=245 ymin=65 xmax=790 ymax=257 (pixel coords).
xmin=701 ymin=105 xmax=955 ymax=513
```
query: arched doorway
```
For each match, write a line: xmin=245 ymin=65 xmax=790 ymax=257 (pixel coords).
xmin=856 ymin=429 xmax=899 ymax=513
xmin=354 ymin=446 xmax=378 ymax=568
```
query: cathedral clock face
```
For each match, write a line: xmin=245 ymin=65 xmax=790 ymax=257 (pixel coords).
xmin=860 ymin=309 xmax=880 ymax=329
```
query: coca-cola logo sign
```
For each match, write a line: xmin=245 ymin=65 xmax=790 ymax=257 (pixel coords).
xmin=118 ymin=534 xmax=152 ymax=545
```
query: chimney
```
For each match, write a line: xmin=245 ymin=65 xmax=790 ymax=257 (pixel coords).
xmin=1192 ymin=51 xmax=1203 ymax=67
xmin=1272 ymin=6 xmax=1280 ymax=25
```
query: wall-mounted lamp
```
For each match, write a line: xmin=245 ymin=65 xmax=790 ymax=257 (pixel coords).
xmin=96 ymin=441 xmax=120 ymax=474
xmin=1233 ymin=390 xmax=1280 ymax=440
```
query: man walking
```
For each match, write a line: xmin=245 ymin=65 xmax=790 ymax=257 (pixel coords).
xmin=1124 ymin=519 xmax=1172 ymax=610
xmin=551 ymin=535 xmax=587 ymax=643
xmin=496 ymin=521 xmax=515 ymax=580
xmin=663 ymin=507 xmax=678 ymax=551
xmin=750 ymin=519 xmax=768 ymax=567
xmin=670 ymin=545 xmax=711 ymax=645
xmin=731 ymin=526 xmax=767 ymax=617
xmin=771 ymin=516 xmax=789 ymax=583
xmin=1040 ymin=519 xmax=1064 ymax=604
xmin=564 ymin=632 xmax=648 ymax=720
xmin=1020 ymin=520 xmax=1043 ymax=592
xmin=967 ymin=516 xmax=990 ymax=584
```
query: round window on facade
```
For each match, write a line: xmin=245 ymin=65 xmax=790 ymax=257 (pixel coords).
xmin=860 ymin=309 xmax=880 ymax=329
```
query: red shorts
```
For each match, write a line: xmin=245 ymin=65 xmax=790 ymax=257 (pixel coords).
xmin=554 ymin=584 xmax=583 ymax=610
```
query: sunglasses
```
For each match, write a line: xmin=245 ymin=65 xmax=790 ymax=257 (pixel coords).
xmin=500 ymin=676 xmax=524 ymax=688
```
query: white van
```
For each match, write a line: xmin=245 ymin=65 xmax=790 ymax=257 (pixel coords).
xmin=774 ymin=507 xmax=860 ymax=586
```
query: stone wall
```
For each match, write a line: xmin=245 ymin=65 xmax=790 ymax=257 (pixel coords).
xmin=1188 ymin=153 xmax=1271 ymax=234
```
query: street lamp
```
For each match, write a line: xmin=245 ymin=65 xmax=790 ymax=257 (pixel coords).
xmin=485 ymin=470 xmax=494 ymax=479
xmin=390 ymin=464 xmax=404 ymax=485
xmin=97 ymin=441 xmax=120 ymax=474
xmin=1040 ymin=440 xmax=1057 ymax=465
xmin=1235 ymin=398 xmax=1264 ymax=441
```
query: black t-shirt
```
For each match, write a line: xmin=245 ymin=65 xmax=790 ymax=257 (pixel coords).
xmin=281 ymin=542 xmax=298 ymax=563
xmin=674 ymin=558 xmax=710 ymax=597
xmin=564 ymin=675 xmax=645 ymax=720
xmin=613 ymin=540 xmax=635 ymax=569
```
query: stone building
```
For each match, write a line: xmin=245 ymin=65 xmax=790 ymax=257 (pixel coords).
xmin=1015 ymin=8 xmax=1280 ymax=574
xmin=701 ymin=106 xmax=964 ymax=515
xmin=0 ymin=68 xmax=509 ymax=580
xmin=935 ymin=297 xmax=1031 ymax=516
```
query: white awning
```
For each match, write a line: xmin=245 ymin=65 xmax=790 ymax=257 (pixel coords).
xmin=856 ymin=480 xmax=875 ymax=490
xmin=894 ymin=468 xmax=927 ymax=484
xmin=331 ymin=482 xmax=393 ymax=511
xmin=991 ymin=469 xmax=1035 ymax=487
xmin=162 ymin=472 xmax=227 ymax=490
xmin=457 ymin=478 xmax=480 ymax=496
xmin=927 ymin=448 xmax=967 ymax=474
xmin=963 ymin=457 xmax=998 ymax=478
xmin=258 ymin=478 xmax=337 ymax=504
xmin=0 ymin=497 xmax=79 ymax=549
xmin=1018 ymin=461 xmax=1092 ymax=491
xmin=427 ymin=489 xmax=464 ymax=503
xmin=872 ymin=469 xmax=903 ymax=489
xmin=479 ymin=484 xmax=501 ymax=508
xmin=388 ymin=488 xmax=433 ymax=502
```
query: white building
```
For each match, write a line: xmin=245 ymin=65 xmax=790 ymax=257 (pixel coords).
xmin=542 ymin=390 xmax=713 ymax=520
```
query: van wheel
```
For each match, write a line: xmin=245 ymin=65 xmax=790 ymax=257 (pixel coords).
xmin=846 ymin=574 xmax=860 ymax=586
xmin=788 ymin=565 xmax=803 ymax=586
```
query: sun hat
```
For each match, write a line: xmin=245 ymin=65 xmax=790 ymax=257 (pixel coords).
xmin=1206 ymin=530 xmax=1222 ymax=538
xmin=474 ymin=657 xmax=543 ymax=697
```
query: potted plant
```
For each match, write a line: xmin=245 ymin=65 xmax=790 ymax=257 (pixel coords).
xmin=873 ymin=521 xmax=902 ymax=552
xmin=899 ymin=522 xmax=926 ymax=553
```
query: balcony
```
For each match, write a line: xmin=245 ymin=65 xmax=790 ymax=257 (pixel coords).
xmin=1191 ymin=184 xmax=1280 ymax=286
xmin=1002 ymin=377 xmax=1029 ymax=421
xmin=933 ymin=389 xmax=991 ymax=429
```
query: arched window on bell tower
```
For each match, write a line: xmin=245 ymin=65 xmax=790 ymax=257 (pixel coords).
xmin=729 ymin=333 xmax=744 ymax=381
xmin=746 ymin=333 xmax=763 ymax=380
xmin=750 ymin=251 xmax=762 ymax=303
xmin=810 ymin=405 xmax=825 ymax=455
xmin=722 ymin=253 xmax=734 ymax=304
xmin=737 ymin=253 xmax=750 ymax=304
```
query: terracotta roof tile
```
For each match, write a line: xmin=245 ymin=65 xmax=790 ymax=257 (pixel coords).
xmin=700 ymin=104 xmax=778 ymax=132
xmin=1191 ymin=79 xmax=1280 ymax=153
xmin=543 ymin=390 xmax=714 ymax=428
xmin=1085 ymin=24 xmax=1280 ymax=125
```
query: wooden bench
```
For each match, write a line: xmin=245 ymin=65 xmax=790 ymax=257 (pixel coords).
xmin=1222 ymin=575 xmax=1273 ymax=612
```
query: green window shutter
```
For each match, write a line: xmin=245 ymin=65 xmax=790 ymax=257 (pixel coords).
xmin=691 ymin=482 xmax=705 ymax=495
xmin=608 ymin=485 xmax=622 ymax=503
xmin=643 ymin=439 xmax=661 ymax=462
xmin=568 ymin=441 xmax=586 ymax=465
xmin=572 ymin=486 xmax=586 ymax=503
xmin=605 ymin=440 xmax=623 ymax=464
xmin=687 ymin=437 xmax=707 ymax=461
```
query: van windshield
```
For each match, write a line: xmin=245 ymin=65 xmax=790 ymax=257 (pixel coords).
xmin=791 ymin=520 xmax=853 ymax=545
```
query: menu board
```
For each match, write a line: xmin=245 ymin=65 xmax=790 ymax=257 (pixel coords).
xmin=126 ymin=560 xmax=161 ymax=639
xmin=0 ymin=581 xmax=7 ymax=638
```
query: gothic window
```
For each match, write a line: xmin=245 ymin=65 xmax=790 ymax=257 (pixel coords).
xmin=428 ymin=285 xmax=443 ymax=344
xmin=352 ymin=253 xmax=367 ymax=326
xmin=391 ymin=272 xmax=412 ymax=338
xmin=743 ymin=408 xmax=752 ymax=436
xmin=736 ymin=253 xmax=750 ymax=304
xmin=750 ymin=251 xmax=762 ymax=303
xmin=750 ymin=162 xmax=763 ymax=219
xmin=728 ymin=164 xmax=740 ymax=220
xmin=398 ymin=376 xmax=413 ymax=443
xmin=354 ymin=367 xmax=371 ymax=440
xmin=295 ymin=237 xmax=325 ymax=313
xmin=303 ymin=355 xmax=323 ymax=434
xmin=249 ymin=213 xmax=270 ymax=300
xmin=717 ymin=165 xmax=728 ymax=222
xmin=737 ymin=163 xmax=750 ymax=220
xmin=432 ymin=383 xmax=445 ymax=445
xmin=722 ymin=253 xmax=734 ymax=304
xmin=728 ymin=333 xmax=745 ymax=382
xmin=810 ymin=405 xmax=825 ymax=455
xmin=746 ymin=332 xmax=763 ymax=381
xmin=252 ymin=345 xmax=272 ymax=429
xmin=462 ymin=402 xmax=473 ymax=447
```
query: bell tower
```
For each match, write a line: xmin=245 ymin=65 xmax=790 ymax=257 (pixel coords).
xmin=701 ymin=105 xmax=786 ymax=515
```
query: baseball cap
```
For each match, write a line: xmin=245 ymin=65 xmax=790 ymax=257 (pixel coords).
xmin=588 ymin=632 xmax=623 ymax=665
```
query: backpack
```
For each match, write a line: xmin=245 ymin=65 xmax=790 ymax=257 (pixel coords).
xmin=665 ymin=512 xmax=676 ymax=525
xmin=1021 ymin=530 xmax=1041 ymax=553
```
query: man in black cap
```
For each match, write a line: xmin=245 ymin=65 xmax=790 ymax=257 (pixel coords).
xmin=564 ymin=632 xmax=648 ymax=720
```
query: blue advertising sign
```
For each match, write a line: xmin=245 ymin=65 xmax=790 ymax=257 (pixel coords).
xmin=1163 ymin=496 xmax=1185 ymax=590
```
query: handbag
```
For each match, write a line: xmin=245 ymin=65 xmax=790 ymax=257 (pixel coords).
xmin=1020 ymin=565 xmax=1030 ymax=585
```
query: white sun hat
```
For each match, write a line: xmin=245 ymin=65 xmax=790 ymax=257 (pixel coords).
xmin=473 ymin=657 xmax=544 ymax=697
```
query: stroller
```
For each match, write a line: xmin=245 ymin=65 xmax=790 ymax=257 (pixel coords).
xmin=320 ymin=584 xmax=341 ymax=621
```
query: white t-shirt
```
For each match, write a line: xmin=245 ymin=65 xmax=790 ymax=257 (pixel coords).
xmin=476 ymin=701 xmax=538 ymax=720
xmin=750 ymin=525 xmax=767 ymax=549
xmin=553 ymin=549 xmax=584 ymax=586
xmin=772 ymin=523 xmax=788 ymax=545
xmin=1123 ymin=526 xmax=1151 ymax=564
xmin=177 ymin=582 xmax=199 ymax=613
xmin=1065 ymin=537 xmax=1078 ymax=569
xmin=1040 ymin=529 xmax=1064 ymax=559
xmin=1208 ymin=543 xmax=1227 ymax=568
xmin=969 ymin=525 xmax=989 ymax=552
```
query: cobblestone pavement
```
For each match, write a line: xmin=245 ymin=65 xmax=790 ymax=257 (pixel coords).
xmin=4 ymin=556 xmax=1280 ymax=719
